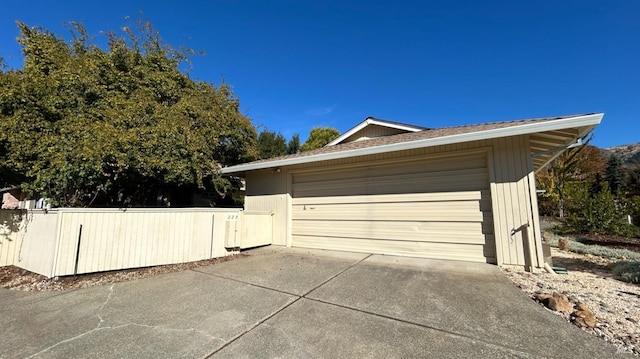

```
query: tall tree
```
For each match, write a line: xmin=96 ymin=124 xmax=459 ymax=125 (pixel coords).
xmin=604 ymin=155 xmax=625 ymax=194
xmin=257 ymin=130 xmax=287 ymax=159
xmin=300 ymin=127 xmax=340 ymax=151
xmin=287 ymin=133 xmax=300 ymax=154
xmin=535 ymin=143 xmax=605 ymax=217
xmin=0 ymin=20 xmax=257 ymax=207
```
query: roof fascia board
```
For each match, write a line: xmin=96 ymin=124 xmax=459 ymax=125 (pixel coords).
xmin=326 ymin=120 xmax=371 ymax=146
xmin=367 ymin=119 xmax=424 ymax=133
xmin=222 ymin=113 xmax=603 ymax=174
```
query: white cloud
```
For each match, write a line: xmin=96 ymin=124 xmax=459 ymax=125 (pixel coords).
xmin=305 ymin=104 xmax=337 ymax=117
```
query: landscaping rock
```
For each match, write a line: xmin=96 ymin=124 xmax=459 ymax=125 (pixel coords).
xmin=503 ymin=247 xmax=640 ymax=355
xmin=558 ymin=238 xmax=571 ymax=251
xmin=572 ymin=302 xmax=597 ymax=328
xmin=537 ymin=292 xmax=573 ymax=312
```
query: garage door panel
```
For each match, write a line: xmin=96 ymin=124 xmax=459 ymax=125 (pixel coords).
xmin=293 ymin=235 xmax=488 ymax=263
xmin=293 ymin=153 xmax=487 ymax=185
xmin=291 ymin=152 xmax=495 ymax=263
xmin=292 ymin=191 xmax=488 ymax=205
xmin=293 ymin=168 xmax=488 ymax=198
xmin=293 ymin=220 xmax=490 ymax=244
xmin=293 ymin=205 xmax=485 ymax=222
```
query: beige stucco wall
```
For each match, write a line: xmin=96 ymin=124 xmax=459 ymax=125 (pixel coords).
xmin=242 ymin=135 xmax=543 ymax=267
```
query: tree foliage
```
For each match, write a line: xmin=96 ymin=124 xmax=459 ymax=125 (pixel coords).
xmin=257 ymin=130 xmax=287 ymax=159
xmin=536 ymin=143 xmax=605 ymax=218
xmin=604 ymin=155 xmax=625 ymax=194
xmin=300 ymin=127 xmax=340 ymax=151
xmin=0 ymin=20 xmax=257 ymax=207
xmin=287 ymin=133 xmax=300 ymax=154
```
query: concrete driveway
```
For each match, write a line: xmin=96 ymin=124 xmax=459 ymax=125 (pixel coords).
xmin=0 ymin=246 xmax=622 ymax=358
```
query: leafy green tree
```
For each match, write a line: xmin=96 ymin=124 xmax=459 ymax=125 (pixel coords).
xmin=604 ymin=155 xmax=625 ymax=194
xmin=300 ymin=127 xmax=340 ymax=151
xmin=565 ymin=182 xmax=630 ymax=236
xmin=287 ymin=133 xmax=300 ymax=154
xmin=257 ymin=130 xmax=287 ymax=159
xmin=535 ymin=142 xmax=605 ymax=217
xmin=0 ymin=20 xmax=256 ymax=207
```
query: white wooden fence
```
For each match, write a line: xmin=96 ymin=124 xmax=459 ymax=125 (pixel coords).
xmin=0 ymin=208 xmax=272 ymax=278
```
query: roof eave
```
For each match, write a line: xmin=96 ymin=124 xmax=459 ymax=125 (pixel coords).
xmin=221 ymin=113 xmax=603 ymax=175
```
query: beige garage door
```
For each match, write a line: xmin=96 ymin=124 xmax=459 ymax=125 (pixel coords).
xmin=292 ymin=152 xmax=496 ymax=263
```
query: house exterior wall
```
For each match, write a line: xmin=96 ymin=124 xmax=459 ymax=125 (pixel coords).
xmin=488 ymin=136 xmax=543 ymax=267
xmin=242 ymin=135 xmax=543 ymax=267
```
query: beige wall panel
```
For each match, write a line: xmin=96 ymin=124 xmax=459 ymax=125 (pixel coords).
xmin=0 ymin=210 xmax=58 ymax=276
xmin=294 ymin=236 xmax=487 ymax=263
xmin=50 ymin=209 xmax=238 ymax=277
xmin=489 ymin=135 xmax=541 ymax=266
xmin=293 ymin=202 xmax=486 ymax=222
xmin=239 ymin=211 xmax=273 ymax=248
xmin=293 ymin=169 xmax=489 ymax=198
xmin=17 ymin=212 xmax=59 ymax=276
xmin=293 ymin=191 xmax=488 ymax=205
xmin=0 ymin=210 xmax=22 ymax=266
xmin=293 ymin=220 xmax=489 ymax=244
xmin=246 ymin=169 xmax=286 ymax=196
xmin=244 ymin=194 xmax=288 ymax=245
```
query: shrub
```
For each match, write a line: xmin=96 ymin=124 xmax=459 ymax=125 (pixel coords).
xmin=545 ymin=235 xmax=640 ymax=260
xmin=623 ymin=196 xmax=640 ymax=227
xmin=564 ymin=183 xmax=630 ymax=236
xmin=608 ymin=261 xmax=640 ymax=284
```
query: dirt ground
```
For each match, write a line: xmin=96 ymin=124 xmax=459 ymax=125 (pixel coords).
xmin=0 ymin=254 xmax=247 ymax=291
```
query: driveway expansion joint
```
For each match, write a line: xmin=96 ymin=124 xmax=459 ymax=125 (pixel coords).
xmin=202 ymin=254 xmax=373 ymax=358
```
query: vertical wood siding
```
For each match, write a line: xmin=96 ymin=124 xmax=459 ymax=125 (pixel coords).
xmin=2 ymin=208 xmax=274 ymax=277
xmin=489 ymin=136 xmax=540 ymax=266
xmin=51 ymin=209 xmax=240 ymax=277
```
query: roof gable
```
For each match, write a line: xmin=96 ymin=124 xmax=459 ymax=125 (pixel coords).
xmin=326 ymin=117 xmax=427 ymax=146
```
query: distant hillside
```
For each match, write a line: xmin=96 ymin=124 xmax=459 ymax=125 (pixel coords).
xmin=601 ymin=143 xmax=640 ymax=168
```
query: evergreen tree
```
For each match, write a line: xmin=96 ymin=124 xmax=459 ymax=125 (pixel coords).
xmin=287 ymin=134 xmax=300 ymax=154
xmin=604 ymin=155 xmax=625 ymax=194
xmin=257 ymin=130 xmax=287 ymax=159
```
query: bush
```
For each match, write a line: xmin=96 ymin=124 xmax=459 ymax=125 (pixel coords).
xmin=545 ymin=235 xmax=640 ymax=260
xmin=564 ymin=183 xmax=630 ymax=236
xmin=623 ymin=196 xmax=640 ymax=227
xmin=608 ymin=261 xmax=640 ymax=284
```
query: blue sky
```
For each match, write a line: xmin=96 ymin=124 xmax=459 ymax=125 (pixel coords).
xmin=2 ymin=1 xmax=638 ymax=148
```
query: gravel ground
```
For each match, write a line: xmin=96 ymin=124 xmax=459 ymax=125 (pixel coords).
xmin=503 ymin=248 xmax=640 ymax=355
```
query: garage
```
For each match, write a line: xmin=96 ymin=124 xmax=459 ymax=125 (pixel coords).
xmin=291 ymin=151 xmax=495 ymax=263
xmin=221 ymin=114 xmax=603 ymax=269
